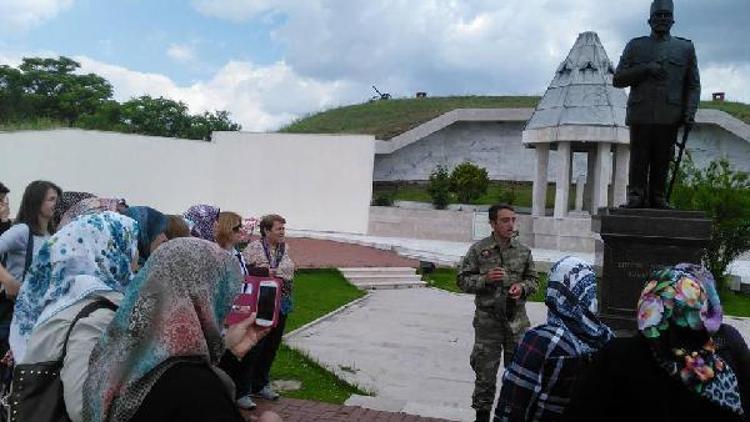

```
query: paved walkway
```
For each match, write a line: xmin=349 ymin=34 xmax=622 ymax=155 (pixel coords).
xmin=286 ymin=288 xmax=750 ymax=422
xmin=287 ymin=230 xmax=750 ymax=283
xmin=286 ymin=238 xmax=419 ymax=269
xmin=243 ymin=398 xmax=450 ymax=421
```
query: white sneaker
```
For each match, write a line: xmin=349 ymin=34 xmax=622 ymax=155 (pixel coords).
xmin=252 ymin=385 xmax=280 ymax=401
xmin=236 ymin=395 xmax=257 ymax=410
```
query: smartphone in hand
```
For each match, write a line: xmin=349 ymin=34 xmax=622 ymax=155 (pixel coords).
xmin=255 ymin=279 xmax=280 ymax=327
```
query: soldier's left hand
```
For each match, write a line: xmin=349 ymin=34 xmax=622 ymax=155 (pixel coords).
xmin=509 ymin=283 xmax=524 ymax=300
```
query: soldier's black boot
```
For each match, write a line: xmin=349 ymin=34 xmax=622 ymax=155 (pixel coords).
xmin=475 ymin=410 xmax=490 ymax=422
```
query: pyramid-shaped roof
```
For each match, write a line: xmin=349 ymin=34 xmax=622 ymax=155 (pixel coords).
xmin=522 ymin=31 xmax=628 ymax=145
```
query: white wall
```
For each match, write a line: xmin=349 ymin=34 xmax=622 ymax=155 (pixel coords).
xmin=0 ymin=129 xmax=375 ymax=234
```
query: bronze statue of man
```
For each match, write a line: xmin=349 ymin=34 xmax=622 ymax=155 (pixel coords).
xmin=613 ymin=0 xmax=700 ymax=208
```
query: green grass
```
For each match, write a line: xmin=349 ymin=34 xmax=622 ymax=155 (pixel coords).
xmin=280 ymin=96 xmax=541 ymax=140
xmin=270 ymin=269 xmax=368 ymax=403
xmin=700 ymin=100 xmax=750 ymax=124
xmin=0 ymin=118 xmax=67 ymax=132
xmin=374 ymin=181 xmax=564 ymax=208
xmin=425 ymin=267 xmax=549 ymax=302
xmin=719 ymin=289 xmax=750 ymax=318
xmin=423 ymin=268 xmax=462 ymax=293
xmin=425 ymin=267 xmax=750 ymax=317
xmin=280 ymin=96 xmax=750 ymax=141
xmin=284 ymin=268 xmax=366 ymax=332
xmin=270 ymin=344 xmax=367 ymax=402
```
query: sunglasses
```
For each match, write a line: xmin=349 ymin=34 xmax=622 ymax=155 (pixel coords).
xmin=232 ymin=223 xmax=242 ymax=233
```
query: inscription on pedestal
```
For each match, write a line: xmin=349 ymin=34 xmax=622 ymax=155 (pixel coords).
xmin=593 ymin=208 xmax=712 ymax=330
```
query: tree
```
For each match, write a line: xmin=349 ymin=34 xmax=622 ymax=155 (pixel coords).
xmin=18 ymin=57 xmax=113 ymax=123
xmin=0 ymin=65 xmax=27 ymax=120
xmin=428 ymin=165 xmax=452 ymax=209
xmin=449 ymin=162 xmax=490 ymax=204
xmin=120 ymin=96 xmax=192 ymax=138
xmin=0 ymin=56 xmax=241 ymax=139
xmin=672 ymin=156 xmax=750 ymax=288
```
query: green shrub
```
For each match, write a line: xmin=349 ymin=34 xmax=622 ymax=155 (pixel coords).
xmin=497 ymin=181 xmax=519 ymax=205
xmin=449 ymin=161 xmax=490 ymax=204
xmin=372 ymin=193 xmax=394 ymax=206
xmin=671 ymin=156 xmax=750 ymax=289
xmin=428 ymin=165 xmax=452 ymax=209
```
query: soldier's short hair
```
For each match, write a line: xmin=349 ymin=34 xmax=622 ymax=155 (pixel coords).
xmin=488 ymin=204 xmax=515 ymax=222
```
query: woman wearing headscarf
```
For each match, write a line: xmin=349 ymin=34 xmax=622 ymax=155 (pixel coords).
xmin=494 ymin=257 xmax=613 ymax=422
xmin=122 ymin=206 xmax=168 ymax=265
xmin=564 ymin=265 xmax=745 ymax=421
xmin=9 ymin=212 xmax=139 ymax=422
xmin=183 ymin=204 xmax=220 ymax=241
xmin=677 ymin=263 xmax=750 ymax=416
xmin=58 ymin=197 xmax=127 ymax=229
xmin=53 ymin=191 xmax=95 ymax=227
xmin=82 ymin=238 xmax=279 ymax=422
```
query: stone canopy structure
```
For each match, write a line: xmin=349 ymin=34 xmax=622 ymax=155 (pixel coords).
xmin=523 ymin=31 xmax=630 ymax=217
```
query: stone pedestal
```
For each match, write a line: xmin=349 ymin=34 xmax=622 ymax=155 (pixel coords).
xmin=592 ymin=208 xmax=712 ymax=331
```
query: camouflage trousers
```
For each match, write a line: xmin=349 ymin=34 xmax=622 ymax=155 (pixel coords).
xmin=470 ymin=308 xmax=524 ymax=412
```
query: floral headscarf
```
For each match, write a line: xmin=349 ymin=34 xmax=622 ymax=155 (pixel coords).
xmin=123 ymin=206 xmax=167 ymax=261
xmin=546 ymin=256 xmax=613 ymax=354
xmin=54 ymin=191 xmax=95 ymax=225
xmin=58 ymin=197 xmax=125 ymax=228
xmin=9 ymin=212 xmax=139 ymax=362
xmin=637 ymin=265 xmax=742 ymax=415
xmin=82 ymin=238 xmax=242 ymax=422
xmin=183 ymin=204 xmax=220 ymax=241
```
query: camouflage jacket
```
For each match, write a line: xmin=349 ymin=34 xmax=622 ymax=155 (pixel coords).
xmin=457 ymin=235 xmax=538 ymax=330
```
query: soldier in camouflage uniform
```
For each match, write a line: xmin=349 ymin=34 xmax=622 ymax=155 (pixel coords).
xmin=457 ymin=204 xmax=537 ymax=422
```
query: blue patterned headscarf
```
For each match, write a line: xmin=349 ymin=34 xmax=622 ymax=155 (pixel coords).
xmin=9 ymin=212 xmax=139 ymax=362
xmin=546 ymin=256 xmax=613 ymax=354
xmin=82 ymin=238 xmax=242 ymax=422
xmin=123 ymin=206 xmax=167 ymax=261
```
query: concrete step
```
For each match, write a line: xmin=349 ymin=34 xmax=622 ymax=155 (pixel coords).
xmin=339 ymin=267 xmax=417 ymax=277
xmin=352 ymin=280 xmax=428 ymax=290
xmin=346 ymin=274 xmax=424 ymax=284
xmin=338 ymin=267 xmax=427 ymax=290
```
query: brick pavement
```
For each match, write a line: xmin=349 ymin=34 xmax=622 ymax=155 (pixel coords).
xmin=243 ymin=398 xmax=453 ymax=422
xmin=285 ymin=238 xmax=419 ymax=269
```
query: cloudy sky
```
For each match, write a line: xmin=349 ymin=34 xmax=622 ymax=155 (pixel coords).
xmin=1 ymin=0 xmax=748 ymax=131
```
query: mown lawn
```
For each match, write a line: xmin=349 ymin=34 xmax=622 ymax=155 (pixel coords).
xmin=279 ymin=96 xmax=750 ymax=141
xmin=280 ymin=96 xmax=540 ymax=140
xmin=270 ymin=269 xmax=368 ymax=403
xmin=374 ymin=181 xmax=564 ymax=209
xmin=425 ymin=267 xmax=750 ymax=317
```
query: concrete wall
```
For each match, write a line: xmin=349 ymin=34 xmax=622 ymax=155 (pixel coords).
xmin=368 ymin=206 xmax=534 ymax=246
xmin=374 ymin=121 xmax=750 ymax=183
xmin=374 ymin=121 xmax=588 ymax=182
xmin=0 ymin=129 xmax=375 ymax=234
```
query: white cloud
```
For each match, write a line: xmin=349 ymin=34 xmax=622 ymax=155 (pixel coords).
xmin=74 ymin=55 xmax=362 ymax=131
xmin=190 ymin=0 xmax=749 ymax=103
xmin=190 ymin=0 xmax=281 ymax=22
xmin=702 ymin=63 xmax=750 ymax=103
xmin=166 ymin=44 xmax=196 ymax=62
xmin=0 ymin=0 xmax=73 ymax=31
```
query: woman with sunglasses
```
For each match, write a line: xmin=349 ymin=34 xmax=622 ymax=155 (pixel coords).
xmin=214 ymin=211 xmax=248 ymax=277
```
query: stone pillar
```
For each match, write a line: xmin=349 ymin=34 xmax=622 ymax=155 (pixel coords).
xmin=584 ymin=148 xmax=596 ymax=213
xmin=532 ymin=144 xmax=550 ymax=216
xmin=554 ymin=142 xmax=571 ymax=218
xmin=612 ymin=143 xmax=630 ymax=207
xmin=575 ymin=176 xmax=585 ymax=212
xmin=592 ymin=142 xmax=610 ymax=211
